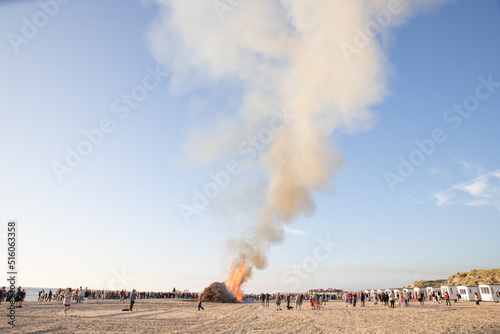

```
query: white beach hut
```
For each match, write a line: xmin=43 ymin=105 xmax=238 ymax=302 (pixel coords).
xmin=441 ymin=286 xmax=458 ymax=300
xmin=457 ymin=286 xmax=479 ymax=301
xmin=479 ymin=284 xmax=500 ymax=302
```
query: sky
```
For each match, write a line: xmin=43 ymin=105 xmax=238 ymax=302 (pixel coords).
xmin=0 ymin=0 xmax=499 ymax=293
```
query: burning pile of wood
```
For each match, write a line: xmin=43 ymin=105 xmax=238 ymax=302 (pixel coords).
xmin=201 ymin=282 xmax=237 ymax=303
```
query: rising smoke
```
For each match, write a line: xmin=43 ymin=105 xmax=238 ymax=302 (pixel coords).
xmin=147 ymin=0 xmax=451 ymax=279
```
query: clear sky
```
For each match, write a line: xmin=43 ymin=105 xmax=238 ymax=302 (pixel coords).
xmin=0 ymin=0 xmax=499 ymax=293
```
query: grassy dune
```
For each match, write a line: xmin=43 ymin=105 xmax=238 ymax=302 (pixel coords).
xmin=412 ymin=268 xmax=500 ymax=287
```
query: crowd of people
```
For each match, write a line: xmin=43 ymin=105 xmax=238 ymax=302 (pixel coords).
xmin=34 ymin=287 xmax=201 ymax=315
xmin=252 ymin=292 xmax=337 ymax=311
xmin=0 ymin=286 xmax=27 ymax=308
xmin=247 ymin=288 xmax=488 ymax=311
xmin=35 ymin=287 xmax=201 ymax=304
xmin=339 ymin=289 xmax=482 ymax=309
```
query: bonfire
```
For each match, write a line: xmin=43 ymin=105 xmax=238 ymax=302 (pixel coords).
xmin=201 ymin=282 xmax=236 ymax=303
xmin=201 ymin=260 xmax=249 ymax=303
xmin=225 ymin=260 xmax=247 ymax=302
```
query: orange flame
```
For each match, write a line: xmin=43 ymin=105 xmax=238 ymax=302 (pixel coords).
xmin=225 ymin=260 xmax=247 ymax=302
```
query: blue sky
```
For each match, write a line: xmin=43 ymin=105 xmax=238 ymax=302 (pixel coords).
xmin=0 ymin=0 xmax=499 ymax=293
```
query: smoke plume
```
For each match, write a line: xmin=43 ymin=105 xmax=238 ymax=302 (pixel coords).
xmin=147 ymin=0 xmax=451 ymax=277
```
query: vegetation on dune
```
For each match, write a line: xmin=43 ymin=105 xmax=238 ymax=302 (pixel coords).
xmin=412 ymin=269 xmax=500 ymax=288
xmin=412 ymin=279 xmax=446 ymax=288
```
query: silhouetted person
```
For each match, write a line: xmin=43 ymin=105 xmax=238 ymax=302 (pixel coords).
xmin=198 ymin=295 xmax=204 ymax=311
xmin=130 ymin=289 xmax=137 ymax=311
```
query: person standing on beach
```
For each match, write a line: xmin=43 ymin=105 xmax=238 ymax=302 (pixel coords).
xmin=286 ymin=293 xmax=291 ymax=309
xmin=84 ymin=288 xmax=90 ymax=304
xmin=403 ymin=290 xmax=409 ymax=308
xmin=474 ymin=292 xmax=480 ymax=309
xmin=130 ymin=289 xmax=137 ymax=311
xmin=63 ymin=288 xmax=73 ymax=316
xmin=15 ymin=286 xmax=23 ymax=308
xmin=445 ymin=292 xmax=451 ymax=306
xmin=275 ymin=292 xmax=282 ymax=310
xmin=295 ymin=293 xmax=302 ymax=310
xmin=314 ymin=293 xmax=320 ymax=309
xmin=265 ymin=293 xmax=270 ymax=307
xmin=197 ymin=294 xmax=204 ymax=311
xmin=260 ymin=293 xmax=265 ymax=306
xmin=0 ymin=287 xmax=5 ymax=305
xmin=389 ymin=291 xmax=395 ymax=308
xmin=21 ymin=289 xmax=26 ymax=307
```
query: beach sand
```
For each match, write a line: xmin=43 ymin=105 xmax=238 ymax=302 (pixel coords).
xmin=1 ymin=299 xmax=499 ymax=333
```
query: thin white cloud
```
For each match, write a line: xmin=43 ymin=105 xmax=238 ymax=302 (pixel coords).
xmin=460 ymin=160 xmax=485 ymax=173
xmin=332 ymin=260 xmax=345 ymax=266
xmin=433 ymin=192 xmax=452 ymax=206
xmin=352 ymin=222 xmax=370 ymax=229
xmin=284 ymin=227 xmax=310 ymax=237
xmin=433 ymin=167 xmax=500 ymax=211
xmin=464 ymin=199 xmax=490 ymax=207
xmin=456 ymin=179 xmax=489 ymax=197
xmin=401 ymin=196 xmax=434 ymax=210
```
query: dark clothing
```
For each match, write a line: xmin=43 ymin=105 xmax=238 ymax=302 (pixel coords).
xmin=130 ymin=292 xmax=136 ymax=311
xmin=15 ymin=289 xmax=23 ymax=302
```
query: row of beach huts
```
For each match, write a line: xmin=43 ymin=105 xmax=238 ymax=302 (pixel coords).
xmin=363 ymin=284 xmax=500 ymax=302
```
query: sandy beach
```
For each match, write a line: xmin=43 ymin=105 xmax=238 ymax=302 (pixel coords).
xmin=1 ymin=299 xmax=499 ymax=333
